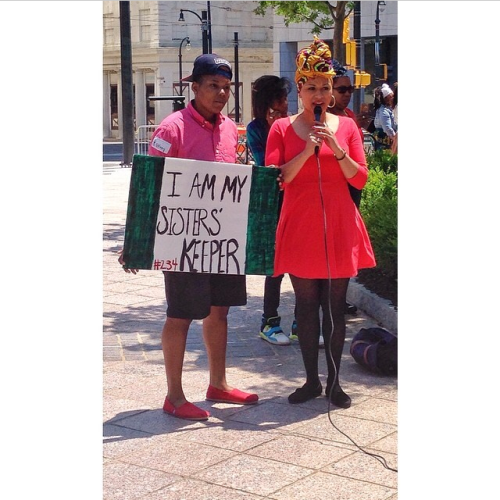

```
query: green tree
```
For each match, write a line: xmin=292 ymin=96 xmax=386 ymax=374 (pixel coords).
xmin=254 ymin=1 xmax=353 ymax=64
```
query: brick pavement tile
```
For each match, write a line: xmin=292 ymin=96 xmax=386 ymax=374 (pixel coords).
xmin=103 ymin=398 xmax=154 ymax=424
xmin=123 ymin=437 xmax=237 ymax=476
xmin=103 ymin=335 xmax=120 ymax=346
xmin=103 ymin=347 xmax=123 ymax=361
xmin=344 ymin=397 xmax=398 ymax=426
xmin=365 ymin=431 xmax=398 ymax=455
xmin=103 ymin=369 xmax=141 ymax=391
xmin=295 ymin=412 xmax=397 ymax=449
xmin=271 ymin=470 xmax=396 ymax=500
xmin=172 ymin=419 xmax=277 ymax=452
xmin=194 ymin=454 xmax=313 ymax=497
xmin=103 ymin=459 xmax=180 ymax=500
xmin=104 ymin=293 xmax=156 ymax=307
xmin=227 ymin=399 xmax=320 ymax=432
xmin=103 ymin=423 xmax=155 ymax=459
xmin=123 ymin=352 xmax=147 ymax=361
xmin=323 ymin=449 xmax=398 ymax=489
xmin=145 ymin=478 xmax=264 ymax=500
xmin=104 ymin=354 xmax=124 ymax=362
xmin=104 ymin=282 xmax=152 ymax=294
xmin=247 ymin=433 xmax=356 ymax=470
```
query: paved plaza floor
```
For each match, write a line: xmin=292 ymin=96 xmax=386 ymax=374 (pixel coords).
xmin=103 ymin=162 xmax=398 ymax=500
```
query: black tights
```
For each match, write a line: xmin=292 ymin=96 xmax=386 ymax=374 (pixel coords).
xmin=290 ymin=275 xmax=350 ymax=389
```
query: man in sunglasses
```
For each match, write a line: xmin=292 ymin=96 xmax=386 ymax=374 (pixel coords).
xmin=329 ymin=61 xmax=364 ymax=316
xmin=328 ymin=61 xmax=364 ymax=208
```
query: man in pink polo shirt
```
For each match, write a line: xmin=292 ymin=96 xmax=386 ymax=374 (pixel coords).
xmin=146 ymin=54 xmax=258 ymax=421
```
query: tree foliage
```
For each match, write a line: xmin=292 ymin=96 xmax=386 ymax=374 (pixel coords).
xmin=254 ymin=1 xmax=354 ymax=63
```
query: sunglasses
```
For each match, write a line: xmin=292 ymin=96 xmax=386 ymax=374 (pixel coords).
xmin=333 ymin=85 xmax=355 ymax=94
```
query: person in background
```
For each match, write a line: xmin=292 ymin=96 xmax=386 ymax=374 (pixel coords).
xmin=119 ymin=54 xmax=259 ymax=421
xmin=357 ymin=102 xmax=375 ymax=132
xmin=330 ymin=60 xmax=364 ymax=202
xmin=391 ymin=82 xmax=398 ymax=155
xmin=246 ymin=75 xmax=299 ymax=346
xmin=265 ymin=37 xmax=376 ymax=408
xmin=330 ymin=62 xmax=364 ymax=140
xmin=373 ymin=83 xmax=397 ymax=150
xmin=328 ymin=60 xmax=364 ymax=316
xmin=246 ymin=76 xmax=291 ymax=167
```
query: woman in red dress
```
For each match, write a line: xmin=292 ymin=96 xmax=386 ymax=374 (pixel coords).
xmin=265 ymin=37 xmax=376 ymax=407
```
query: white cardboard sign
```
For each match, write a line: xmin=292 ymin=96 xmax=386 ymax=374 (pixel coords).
xmin=152 ymin=157 xmax=252 ymax=274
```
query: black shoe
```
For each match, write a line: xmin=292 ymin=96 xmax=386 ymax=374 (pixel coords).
xmin=326 ymin=384 xmax=351 ymax=409
xmin=345 ymin=302 xmax=357 ymax=315
xmin=288 ymin=382 xmax=322 ymax=404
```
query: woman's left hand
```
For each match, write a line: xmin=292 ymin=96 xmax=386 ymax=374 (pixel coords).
xmin=277 ymin=171 xmax=284 ymax=190
xmin=311 ymin=124 xmax=342 ymax=154
xmin=266 ymin=164 xmax=285 ymax=190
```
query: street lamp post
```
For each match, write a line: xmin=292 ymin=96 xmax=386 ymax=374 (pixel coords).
xmin=375 ymin=1 xmax=386 ymax=80
xmin=233 ymin=32 xmax=239 ymax=123
xmin=207 ymin=1 xmax=212 ymax=53
xmin=178 ymin=36 xmax=191 ymax=96
xmin=119 ymin=1 xmax=134 ymax=167
xmin=179 ymin=9 xmax=209 ymax=54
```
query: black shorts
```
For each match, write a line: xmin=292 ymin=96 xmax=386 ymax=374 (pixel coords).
xmin=164 ymin=272 xmax=247 ymax=319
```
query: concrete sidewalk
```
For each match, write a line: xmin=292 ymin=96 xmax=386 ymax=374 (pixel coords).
xmin=103 ymin=162 xmax=398 ymax=500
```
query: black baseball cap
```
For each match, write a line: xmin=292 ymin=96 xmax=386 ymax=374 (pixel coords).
xmin=183 ymin=54 xmax=233 ymax=82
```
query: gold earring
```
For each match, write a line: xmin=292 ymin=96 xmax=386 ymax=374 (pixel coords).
xmin=327 ymin=95 xmax=336 ymax=109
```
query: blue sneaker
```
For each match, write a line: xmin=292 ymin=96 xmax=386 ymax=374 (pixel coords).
xmin=259 ymin=316 xmax=291 ymax=345
xmin=289 ymin=319 xmax=298 ymax=341
xmin=288 ymin=319 xmax=322 ymax=345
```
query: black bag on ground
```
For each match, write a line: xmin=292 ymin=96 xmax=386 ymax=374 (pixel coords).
xmin=350 ymin=327 xmax=397 ymax=376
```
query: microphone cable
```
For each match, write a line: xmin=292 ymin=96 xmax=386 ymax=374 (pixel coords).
xmin=314 ymin=146 xmax=398 ymax=474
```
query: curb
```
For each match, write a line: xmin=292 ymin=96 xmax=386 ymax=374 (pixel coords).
xmin=347 ymin=279 xmax=398 ymax=334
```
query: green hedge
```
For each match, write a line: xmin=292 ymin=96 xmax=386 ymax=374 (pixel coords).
xmin=366 ymin=149 xmax=398 ymax=174
xmin=360 ymin=150 xmax=398 ymax=280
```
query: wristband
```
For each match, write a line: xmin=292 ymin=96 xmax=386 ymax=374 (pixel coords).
xmin=335 ymin=149 xmax=347 ymax=161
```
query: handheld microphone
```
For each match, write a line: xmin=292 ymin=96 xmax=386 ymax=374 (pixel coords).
xmin=314 ymin=105 xmax=322 ymax=156
xmin=314 ymin=105 xmax=322 ymax=122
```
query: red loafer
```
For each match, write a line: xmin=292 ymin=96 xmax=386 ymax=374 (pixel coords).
xmin=206 ymin=385 xmax=259 ymax=405
xmin=163 ymin=397 xmax=210 ymax=421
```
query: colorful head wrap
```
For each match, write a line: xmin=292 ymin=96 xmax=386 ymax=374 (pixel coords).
xmin=295 ymin=36 xmax=336 ymax=84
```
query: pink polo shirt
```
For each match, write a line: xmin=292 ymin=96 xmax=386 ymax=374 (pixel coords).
xmin=148 ymin=101 xmax=238 ymax=162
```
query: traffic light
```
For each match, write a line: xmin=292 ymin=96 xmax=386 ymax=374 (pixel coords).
xmin=376 ymin=64 xmax=388 ymax=81
xmin=345 ymin=40 xmax=356 ymax=68
xmin=354 ymin=71 xmax=371 ymax=88
xmin=380 ymin=63 xmax=388 ymax=80
xmin=343 ymin=17 xmax=350 ymax=43
xmin=343 ymin=16 xmax=355 ymax=68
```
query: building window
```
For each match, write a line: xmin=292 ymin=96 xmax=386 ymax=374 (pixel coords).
xmin=139 ymin=9 xmax=150 ymax=42
xmin=103 ymin=12 xmax=113 ymax=45
xmin=104 ymin=28 xmax=113 ymax=45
